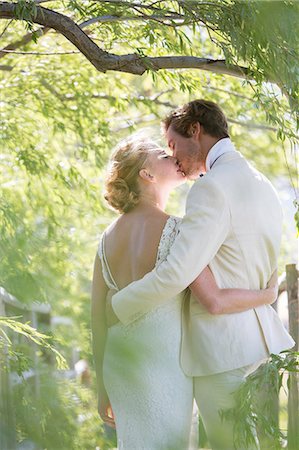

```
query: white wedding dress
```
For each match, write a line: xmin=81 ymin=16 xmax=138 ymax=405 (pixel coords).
xmin=99 ymin=216 xmax=193 ymax=450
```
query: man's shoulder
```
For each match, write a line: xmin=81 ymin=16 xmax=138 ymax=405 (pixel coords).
xmin=188 ymin=152 xmax=277 ymax=201
xmin=186 ymin=173 xmax=227 ymax=210
xmin=207 ymin=152 xmax=270 ymax=185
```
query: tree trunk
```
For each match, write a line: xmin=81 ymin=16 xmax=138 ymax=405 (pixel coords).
xmin=286 ymin=264 xmax=299 ymax=450
xmin=0 ymin=297 xmax=16 ymax=450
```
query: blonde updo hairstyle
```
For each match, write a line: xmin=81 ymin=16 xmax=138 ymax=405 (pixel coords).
xmin=104 ymin=136 xmax=161 ymax=214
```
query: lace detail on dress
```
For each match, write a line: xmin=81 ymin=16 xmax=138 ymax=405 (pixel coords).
xmin=156 ymin=216 xmax=181 ymax=266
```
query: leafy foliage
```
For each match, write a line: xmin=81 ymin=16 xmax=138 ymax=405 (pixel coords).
xmin=222 ymin=351 xmax=299 ymax=449
xmin=0 ymin=315 xmax=67 ymax=371
xmin=13 ymin=375 xmax=108 ymax=449
xmin=0 ymin=1 xmax=297 ymax=447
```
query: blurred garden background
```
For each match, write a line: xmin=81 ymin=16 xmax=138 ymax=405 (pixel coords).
xmin=0 ymin=1 xmax=298 ymax=449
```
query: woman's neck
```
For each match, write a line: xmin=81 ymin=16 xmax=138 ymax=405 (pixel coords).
xmin=137 ymin=188 xmax=170 ymax=212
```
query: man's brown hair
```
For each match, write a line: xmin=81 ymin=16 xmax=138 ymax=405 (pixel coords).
xmin=163 ymin=99 xmax=229 ymax=139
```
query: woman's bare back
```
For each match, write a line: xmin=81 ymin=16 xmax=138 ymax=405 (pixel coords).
xmin=103 ymin=208 xmax=170 ymax=289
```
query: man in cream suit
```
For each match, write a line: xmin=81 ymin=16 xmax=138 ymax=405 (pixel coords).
xmin=110 ymin=100 xmax=294 ymax=449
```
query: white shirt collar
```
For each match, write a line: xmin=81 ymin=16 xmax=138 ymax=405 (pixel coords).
xmin=205 ymin=138 xmax=236 ymax=171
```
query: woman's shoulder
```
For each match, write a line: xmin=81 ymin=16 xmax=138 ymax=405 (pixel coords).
xmin=97 ymin=218 xmax=120 ymax=255
xmin=102 ymin=217 xmax=121 ymax=236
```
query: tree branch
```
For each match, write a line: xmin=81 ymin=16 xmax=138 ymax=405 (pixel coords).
xmin=0 ymin=27 xmax=49 ymax=59
xmin=0 ymin=63 xmax=12 ymax=70
xmin=0 ymin=16 xmax=12 ymax=38
xmin=40 ymin=78 xmax=67 ymax=104
xmin=0 ymin=49 xmax=79 ymax=55
xmin=145 ymin=56 xmax=250 ymax=78
xmin=227 ymin=118 xmax=277 ymax=133
xmin=202 ymin=85 xmax=254 ymax=102
xmin=39 ymin=86 xmax=279 ymax=133
xmin=0 ymin=2 xmax=251 ymax=79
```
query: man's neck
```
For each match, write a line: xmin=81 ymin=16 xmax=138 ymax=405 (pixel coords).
xmin=205 ymin=137 xmax=234 ymax=172
xmin=200 ymin=136 xmax=222 ymax=171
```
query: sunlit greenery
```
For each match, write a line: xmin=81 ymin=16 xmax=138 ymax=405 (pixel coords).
xmin=0 ymin=1 xmax=298 ymax=448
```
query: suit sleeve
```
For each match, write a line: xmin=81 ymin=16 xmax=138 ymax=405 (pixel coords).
xmin=112 ymin=176 xmax=230 ymax=325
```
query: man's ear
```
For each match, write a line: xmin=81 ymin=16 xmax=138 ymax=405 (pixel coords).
xmin=190 ymin=122 xmax=201 ymax=138
xmin=139 ymin=169 xmax=155 ymax=182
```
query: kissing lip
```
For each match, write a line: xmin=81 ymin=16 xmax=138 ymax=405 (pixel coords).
xmin=177 ymin=168 xmax=186 ymax=177
xmin=177 ymin=163 xmax=186 ymax=177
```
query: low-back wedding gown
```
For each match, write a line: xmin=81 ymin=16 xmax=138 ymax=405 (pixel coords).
xmin=98 ymin=216 xmax=193 ymax=450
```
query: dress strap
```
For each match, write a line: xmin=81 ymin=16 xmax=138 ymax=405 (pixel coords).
xmin=98 ymin=232 xmax=119 ymax=291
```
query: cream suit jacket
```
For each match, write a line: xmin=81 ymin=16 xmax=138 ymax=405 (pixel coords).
xmin=112 ymin=150 xmax=294 ymax=376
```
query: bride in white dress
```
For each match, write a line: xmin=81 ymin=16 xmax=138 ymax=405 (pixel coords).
xmin=91 ymin=137 xmax=278 ymax=450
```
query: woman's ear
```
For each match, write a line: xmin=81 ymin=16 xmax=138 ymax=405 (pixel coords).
xmin=139 ymin=168 xmax=155 ymax=182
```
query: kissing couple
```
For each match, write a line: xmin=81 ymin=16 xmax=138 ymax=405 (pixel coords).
xmin=92 ymin=99 xmax=294 ymax=450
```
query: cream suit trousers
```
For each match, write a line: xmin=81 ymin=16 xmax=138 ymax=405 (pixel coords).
xmin=194 ymin=364 xmax=260 ymax=450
